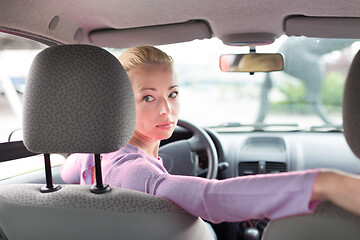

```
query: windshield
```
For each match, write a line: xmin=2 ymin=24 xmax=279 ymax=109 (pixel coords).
xmin=149 ymin=36 xmax=359 ymax=130
xmin=1 ymin=34 xmax=360 ymax=144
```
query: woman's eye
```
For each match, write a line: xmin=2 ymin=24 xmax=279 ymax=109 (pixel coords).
xmin=143 ymin=95 xmax=154 ymax=102
xmin=169 ymin=91 xmax=178 ymax=98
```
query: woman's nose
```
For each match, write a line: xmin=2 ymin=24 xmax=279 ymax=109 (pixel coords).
xmin=159 ymin=99 xmax=171 ymax=115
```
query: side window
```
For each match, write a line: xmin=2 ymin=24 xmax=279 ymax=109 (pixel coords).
xmin=0 ymin=33 xmax=64 ymax=180
xmin=0 ymin=33 xmax=45 ymax=143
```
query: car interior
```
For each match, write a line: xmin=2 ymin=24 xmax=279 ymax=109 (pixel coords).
xmin=0 ymin=0 xmax=360 ymax=240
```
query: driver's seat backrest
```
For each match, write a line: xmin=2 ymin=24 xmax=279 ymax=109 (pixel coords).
xmin=0 ymin=44 xmax=213 ymax=240
xmin=343 ymin=49 xmax=360 ymax=158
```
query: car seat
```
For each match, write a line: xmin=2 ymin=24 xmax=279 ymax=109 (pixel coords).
xmin=261 ymin=49 xmax=360 ymax=240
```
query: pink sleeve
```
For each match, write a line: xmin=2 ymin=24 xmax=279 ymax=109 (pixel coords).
xmin=106 ymin=157 xmax=321 ymax=223
xmin=149 ymin=169 xmax=321 ymax=223
xmin=60 ymin=154 xmax=83 ymax=184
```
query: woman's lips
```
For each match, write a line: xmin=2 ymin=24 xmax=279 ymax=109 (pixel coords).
xmin=156 ymin=122 xmax=174 ymax=129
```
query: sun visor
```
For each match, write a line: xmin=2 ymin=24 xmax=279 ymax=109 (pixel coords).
xmin=286 ymin=16 xmax=360 ymax=38
xmin=89 ymin=20 xmax=212 ymax=48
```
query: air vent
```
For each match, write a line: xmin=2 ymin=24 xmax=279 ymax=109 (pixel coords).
xmin=238 ymin=161 xmax=287 ymax=176
xmin=238 ymin=162 xmax=259 ymax=176
xmin=265 ymin=162 xmax=287 ymax=174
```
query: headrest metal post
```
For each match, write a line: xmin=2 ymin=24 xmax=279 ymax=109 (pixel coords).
xmin=90 ymin=153 xmax=111 ymax=194
xmin=40 ymin=153 xmax=61 ymax=193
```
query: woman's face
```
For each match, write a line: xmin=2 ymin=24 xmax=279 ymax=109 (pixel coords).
xmin=130 ymin=66 xmax=180 ymax=141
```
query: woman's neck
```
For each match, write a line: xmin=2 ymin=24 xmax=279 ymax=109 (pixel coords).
xmin=128 ymin=130 xmax=160 ymax=158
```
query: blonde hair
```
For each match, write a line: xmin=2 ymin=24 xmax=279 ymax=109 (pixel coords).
xmin=118 ymin=46 xmax=173 ymax=77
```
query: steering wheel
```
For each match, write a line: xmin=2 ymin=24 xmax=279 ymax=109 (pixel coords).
xmin=159 ymin=119 xmax=218 ymax=179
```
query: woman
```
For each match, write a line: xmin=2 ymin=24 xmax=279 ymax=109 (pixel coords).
xmin=61 ymin=46 xmax=360 ymax=223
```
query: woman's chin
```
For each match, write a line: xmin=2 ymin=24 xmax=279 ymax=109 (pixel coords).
xmin=155 ymin=130 xmax=175 ymax=140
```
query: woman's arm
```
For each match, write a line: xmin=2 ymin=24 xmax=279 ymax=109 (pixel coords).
xmin=108 ymin=155 xmax=360 ymax=223
xmin=109 ymin=159 xmax=319 ymax=222
xmin=150 ymin=169 xmax=321 ymax=223
xmin=311 ymin=169 xmax=360 ymax=215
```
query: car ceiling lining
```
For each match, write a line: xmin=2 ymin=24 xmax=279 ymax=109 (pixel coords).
xmin=2 ymin=1 xmax=360 ymax=48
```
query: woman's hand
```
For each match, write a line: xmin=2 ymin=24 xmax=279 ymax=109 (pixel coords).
xmin=311 ymin=169 xmax=360 ymax=215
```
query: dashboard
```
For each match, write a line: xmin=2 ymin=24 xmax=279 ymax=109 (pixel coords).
xmin=217 ymin=131 xmax=360 ymax=179
xmin=162 ymin=125 xmax=360 ymax=178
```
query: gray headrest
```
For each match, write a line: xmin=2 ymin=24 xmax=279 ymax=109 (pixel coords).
xmin=343 ymin=49 xmax=360 ymax=159
xmin=23 ymin=45 xmax=135 ymax=154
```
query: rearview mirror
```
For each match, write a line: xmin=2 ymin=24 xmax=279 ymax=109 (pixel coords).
xmin=220 ymin=53 xmax=284 ymax=72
